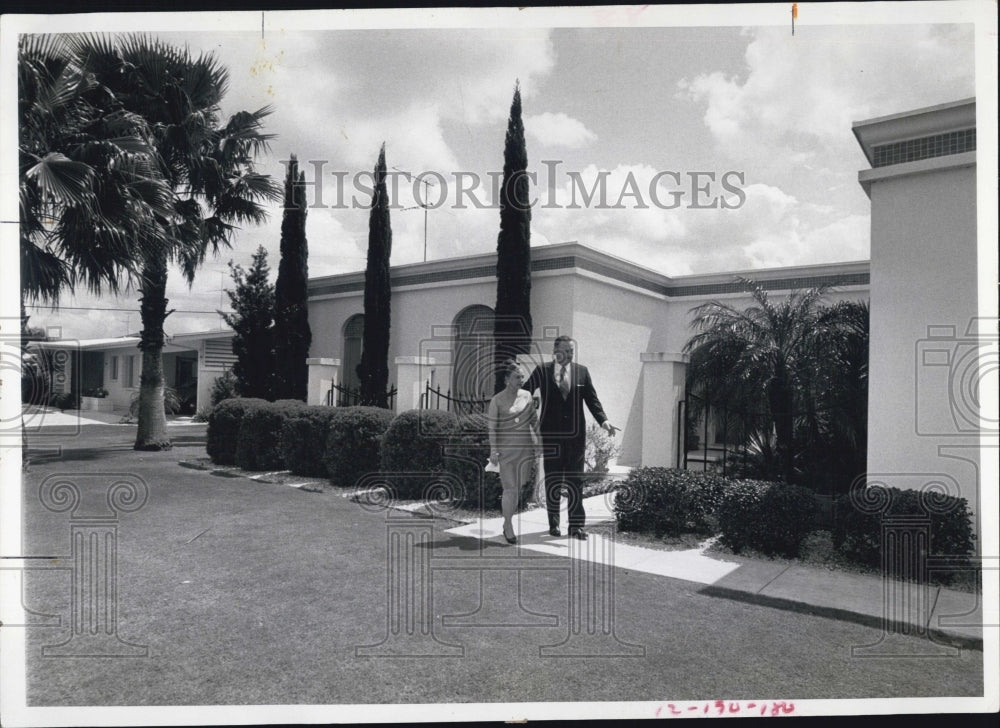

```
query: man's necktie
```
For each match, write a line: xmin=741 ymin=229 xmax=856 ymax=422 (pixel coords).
xmin=558 ymin=364 xmax=569 ymax=398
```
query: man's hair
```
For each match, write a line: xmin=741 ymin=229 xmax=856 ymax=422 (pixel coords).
xmin=553 ymin=335 xmax=573 ymax=349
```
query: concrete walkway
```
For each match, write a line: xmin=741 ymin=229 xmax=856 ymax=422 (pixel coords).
xmin=21 ymin=406 xmax=202 ymax=428
xmin=173 ymin=448 xmax=988 ymax=654
xmin=442 ymin=493 xmax=985 ymax=651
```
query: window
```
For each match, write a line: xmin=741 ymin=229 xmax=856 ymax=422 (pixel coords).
xmin=124 ymin=355 xmax=135 ymax=388
xmin=452 ymin=305 xmax=495 ymax=400
xmin=342 ymin=314 xmax=364 ymax=394
xmin=111 ymin=356 xmax=119 ymax=380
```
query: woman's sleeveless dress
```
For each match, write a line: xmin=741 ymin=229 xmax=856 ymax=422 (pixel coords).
xmin=493 ymin=390 xmax=537 ymax=494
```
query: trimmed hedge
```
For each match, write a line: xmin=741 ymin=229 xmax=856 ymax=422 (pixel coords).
xmin=235 ymin=399 xmax=308 ymax=471
xmin=832 ymin=487 xmax=975 ymax=577
xmin=614 ymin=467 xmax=727 ymax=537
xmin=380 ymin=409 xmax=460 ymax=498
xmin=281 ymin=406 xmax=341 ymax=477
xmin=717 ymin=479 xmax=817 ymax=557
xmin=206 ymin=397 xmax=268 ymax=465
xmin=323 ymin=406 xmax=396 ymax=488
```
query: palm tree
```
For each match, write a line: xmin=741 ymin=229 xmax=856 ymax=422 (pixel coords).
xmin=70 ymin=35 xmax=280 ymax=450
xmin=802 ymin=300 xmax=869 ymax=493
xmin=684 ymin=278 xmax=833 ymax=483
xmin=19 ymin=34 xmax=171 ymax=305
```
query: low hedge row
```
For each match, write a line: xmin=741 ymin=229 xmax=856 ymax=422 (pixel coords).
xmin=613 ymin=468 xmax=816 ymax=556
xmin=832 ymin=487 xmax=975 ymax=573
xmin=206 ymin=398 xmax=269 ymax=465
xmin=379 ymin=409 xmax=460 ymax=499
xmin=206 ymin=402 xmax=976 ymax=574
xmin=716 ymin=479 xmax=817 ymax=557
xmin=281 ymin=406 xmax=342 ymax=478
xmin=614 ymin=467 xmax=727 ymax=537
xmin=236 ymin=399 xmax=309 ymax=471
xmin=324 ymin=406 xmax=396 ymax=489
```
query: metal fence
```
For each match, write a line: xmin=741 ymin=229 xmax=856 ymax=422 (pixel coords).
xmin=327 ymin=382 xmax=397 ymax=409
xmin=420 ymin=382 xmax=490 ymax=416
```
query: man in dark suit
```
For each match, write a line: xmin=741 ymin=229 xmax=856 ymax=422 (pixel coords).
xmin=525 ymin=335 xmax=618 ymax=540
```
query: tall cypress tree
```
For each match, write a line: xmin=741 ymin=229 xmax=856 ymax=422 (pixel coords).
xmin=358 ymin=143 xmax=392 ymax=408
xmin=493 ymin=82 xmax=533 ymax=393
xmin=273 ymin=154 xmax=312 ymax=401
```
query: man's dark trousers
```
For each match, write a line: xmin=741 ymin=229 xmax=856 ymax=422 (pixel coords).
xmin=525 ymin=360 xmax=608 ymax=533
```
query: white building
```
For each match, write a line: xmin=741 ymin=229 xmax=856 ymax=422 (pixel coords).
xmin=853 ymin=97 xmax=986 ymax=541
xmin=306 ymin=242 xmax=869 ymax=470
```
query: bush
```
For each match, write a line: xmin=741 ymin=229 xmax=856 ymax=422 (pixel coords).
xmin=192 ymin=405 xmax=213 ymax=423
xmin=614 ymin=467 xmax=727 ymax=537
xmin=51 ymin=391 xmax=80 ymax=411
xmin=717 ymin=479 xmax=817 ymax=557
xmin=324 ymin=406 xmax=396 ymax=488
xmin=441 ymin=413 xmax=537 ymax=511
xmin=281 ymin=406 xmax=341 ymax=478
xmin=236 ymin=399 xmax=308 ymax=471
xmin=832 ymin=487 xmax=975 ymax=579
xmin=210 ymin=368 xmax=239 ymax=407
xmin=206 ymin=397 xmax=267 ymax=465
xmin=585 ymin=422 xmax=621 ymax=474
xmin=379 ymin=409 xmax=460 ymax=499
xmin=127 ymin=386 xmax=181 ymax=420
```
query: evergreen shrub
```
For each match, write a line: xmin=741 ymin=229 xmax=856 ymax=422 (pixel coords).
xmin=717 ymin=479 xmax=817 ymax=557
xmin=832 ymin=486 xmax=975 ymax=582
xmin=281 ymin=405 xmax=340 ymax=478
xmin=379 ymin=409 xmax=460 ymax=498
xmin=613 ymin=467 xmax=727 ymax=537
xmin=323 ymin=406 xmax=395 ymax=488
xmin=235 ymin=399 xmax=307 ymax=471
xmin=206 ymin=397 xmax=267 ymax=465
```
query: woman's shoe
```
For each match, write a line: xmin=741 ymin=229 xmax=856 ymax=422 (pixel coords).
xmin=503 ymin=526 xmax=517 ymax=545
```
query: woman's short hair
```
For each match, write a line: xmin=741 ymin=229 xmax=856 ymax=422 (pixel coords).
xmin=497 ymin=358 xmax=521 ymax=382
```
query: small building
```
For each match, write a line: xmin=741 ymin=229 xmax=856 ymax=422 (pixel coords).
xmin=29 ymin=329 xmax=234 ymax=414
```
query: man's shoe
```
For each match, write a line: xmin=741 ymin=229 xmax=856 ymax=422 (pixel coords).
xmin=548 ymin=527 xmax=561 ymax=537
xmin=569 ymin=528 xmax=588 ymax=540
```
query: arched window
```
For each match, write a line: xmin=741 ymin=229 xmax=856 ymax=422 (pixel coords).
xmin=342 ymin=314 xmax=364 ymax=393
xmin=451 ymin=305 xmax=494 ymax=400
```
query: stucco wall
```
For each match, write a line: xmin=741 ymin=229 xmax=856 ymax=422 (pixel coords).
xmin=866 ymin=162 xmax=981 ymax=534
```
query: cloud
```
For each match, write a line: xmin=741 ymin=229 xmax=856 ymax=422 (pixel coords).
xmin=678 ymin=24 xmax=975 ymax=158
xmin=525 ymin=112 xmax=597 ymax=148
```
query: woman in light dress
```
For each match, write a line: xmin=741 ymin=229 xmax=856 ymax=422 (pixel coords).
xmin=487 ymin=359 xmax=540 ymax=544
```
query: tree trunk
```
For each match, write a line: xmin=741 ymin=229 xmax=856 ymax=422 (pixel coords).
xmin=768 ymin=374 xmax=794 ymax=483
xmin=134 ymin=253 xmax=171 ymax=451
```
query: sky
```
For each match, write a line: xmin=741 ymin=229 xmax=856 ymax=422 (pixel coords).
xmin=12 ymin=8 xmax=981 ymax=341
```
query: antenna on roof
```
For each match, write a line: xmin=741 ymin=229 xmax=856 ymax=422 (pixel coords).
xmin=393 ymin=165 xmax=436 ymax=263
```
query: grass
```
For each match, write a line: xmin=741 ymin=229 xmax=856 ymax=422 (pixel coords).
xmin=183 ymin=458 xmax=983 ymax=594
